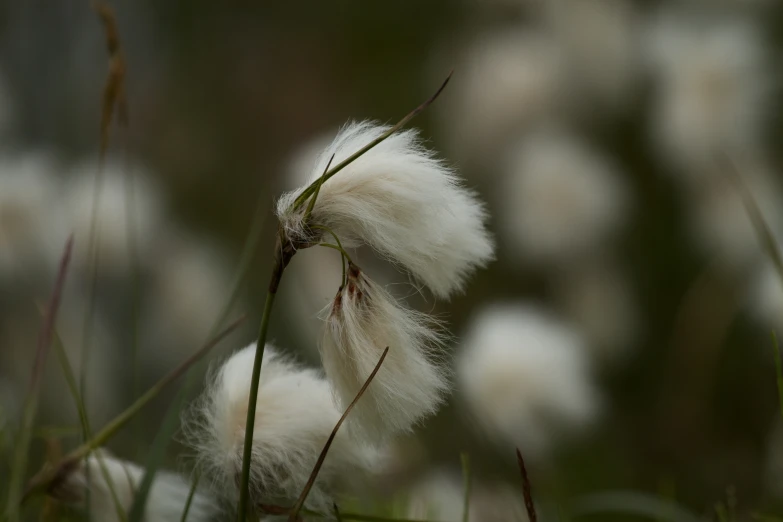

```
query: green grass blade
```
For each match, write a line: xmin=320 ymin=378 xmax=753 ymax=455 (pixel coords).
xmin=179 ymin=472 xmax=200 ymax=522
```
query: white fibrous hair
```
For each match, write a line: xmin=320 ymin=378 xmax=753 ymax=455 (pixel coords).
xmin=458 ymin=304 xmax=600 ymax=458
xmin=275 ymin=121 xmax=494 ymax=299
xmin=645 ymin=13 xmax=769 ymax=174
xmin=440 ymin=30 xmax=566 ymax=165
xmin=406 ymin=472 xmax=530 ymax=522
xmin=56 ymin=450 xmax=218 ymax=522
xmin=185 ymin=343 xmax=382 ymax=511
xmin=320 ymin=262 xmax=450 ymax=440
xmin=499 ymin=130 xmax=629 ymax=264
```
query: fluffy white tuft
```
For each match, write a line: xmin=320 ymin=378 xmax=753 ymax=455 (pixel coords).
xmin=320 ymin=262 xmax=451 ymax=440
xmin=406 ymin=472 xmax=530 ymax=522
xmin=276 ymin=121 xmax=494 ymax=299
xmin=645 ymin=13 xmax=769 ymax=174
xmin=57 ymin=450 xmax=219 ymax=522
xmin=185 ymin=343 xmax=382 ymax=511
xmin=458 ymin=304 xmax=600 ymax=458
xmin=440 ymin=30 xmax=566 ymax=165
xmin=498 ymin=129 xmax=629 ymax=264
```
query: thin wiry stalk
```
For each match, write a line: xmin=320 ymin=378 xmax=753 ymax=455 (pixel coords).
xmin=6 ymin=236 xmax=73 ymax=522
xmin=460 ymin=453 xmax=471 ymax=522
xmin=21 ymin=315 xmax=246 ymax=503
xmin=333 ymin=504 xmax=344 ymax=522
xmin=47 ymin=310 xmax=127 ymax=521
xmin=772 ymin=332 xmax=783 ymax=422
xmin=516 ymin=449 xmax=537 ymax=522
xmin=290 ymin=72 xmax=453 ymax=211
xmin=311 ymin=224 xmax=350 ymax=285
xmin=179 ymin=472 xmax=201 ymax=522
xmin=288 ymin=347 xmax=390 ymax=522
xmin=304 ymin=154 xmax=335 ymax=220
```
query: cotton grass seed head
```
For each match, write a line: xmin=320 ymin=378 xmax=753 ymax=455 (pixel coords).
xmin=276 ymin=121 xmax=494 ymax=299
xmin=56 ymin=450 xmax=219 ymax=522
xmin=185 ymin=343 xmax=382 ymax=512
xmin=458 ymin=303 xmax=600 ymax=458
xmin=321 ymin=262 xmax=451 ymax=440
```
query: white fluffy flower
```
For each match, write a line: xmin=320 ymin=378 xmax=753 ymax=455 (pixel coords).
xmin=277 ymin=121 xmax=493 ymax=299
xmin=406 ymin=472 xmax=529 ymax=522
xmin=0 ymin=152 xmax=66 ymax=279
xmin=57 ymin=450 xmax=218 ymax=522
xmin=686 ymin=160 xmax=783 ymax=268
xmin=646 ymin=13 xmax=769 ymax=174
xmin=498 ymin=130 xmax=629 ymax=264
xmin=321 ymin=262 xmax=451 ymax=440
xmin=187 ymin=343 xmax=382 ymax=511
xmin=542 ymin=0 xmax=640 ymax=111
xmin=458 ymin=304 xmax=600 ymax=457
xmin=65 ymin=157 xmax=164 ymax=275
xmin=440 ymin=30 xmax=566 ymax=165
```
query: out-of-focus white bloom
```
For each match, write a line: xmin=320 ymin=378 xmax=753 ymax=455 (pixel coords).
xmin=406 ymin=472 xmax=529 ymax=522
xmin=646 ymin=13 xmax=769 ymax=174
xmin=542 ymin=0 xmax=640 ymax=111
xmin=321 ymin=262 xmax=450 ymax=440
xmin=187 ymin=343 xmax=382 ymax=511
xmin=0 ymin=152 xmax=66 ymax=278
xmin=686 ymin=160 xmax=783 ymax=268
xmin=552 ymin=259 xmax=639 ymax=365
xmin=458 ymin=304 xmax=600 ymax=457
xmin=64 ymin=157 xmax=164 ymax=275
xmin=498 ymin=130 xmax=629 ymax=264
xmin=277 ymin=121 xmax=494 ymax=299
xmin=57 ymin=450 xmax=219 ymax=522
xmin=440 ymin=30 xmax=566 ymax=165
xmin=747 ymin=262 xmax=783 ymax=331
xmin=140 ymin=233 xmax=235 ymax=369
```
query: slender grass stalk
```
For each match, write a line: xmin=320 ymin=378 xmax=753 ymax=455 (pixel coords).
xmin=460 ymin=452 xmax=471 ymax=522
xmin=21 ymin=315 xmax=245 ymax=503
xmin=333 ymin=504 xmax=344 ymax=522
xmin=179 ymin=472 xmax=200 ymax=522
xmin=772 ymin=332 xmax=783 ymax=421
xmin=288 ymin=347 xmax=389 ymax=522
xmin=516 ymin=449 xmax=537 ymax=522
xmin=6 ymin=237 xmax=73 ymax=522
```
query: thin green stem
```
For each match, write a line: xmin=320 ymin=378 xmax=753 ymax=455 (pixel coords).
xmin=310 ymin=225 xmax=350 ymax=285
xmin=460 ymin=452 xmax=471 ymax=522
xmin=180 ymin=472 xmax=201 ymax=522
xmin=236 ymin=290 xmax=278 ymax=521
xmin=303 ymin=153 xmax=335 ymax=221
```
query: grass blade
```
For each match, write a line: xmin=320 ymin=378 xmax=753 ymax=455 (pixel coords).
xmin=516 ymin=449 xmax=537 ymax=522
xmin=179 ymin=472 xmax=201 ymax=522
xmin=288 ymin=347 xmax=390 ymax=521
xmin=460 ymin=452 xmax=471 ymax=522
xmin=6 ymin=236 xmax=73 ymax=522
xmin=772 ymin=332 xmax=783 ymax=421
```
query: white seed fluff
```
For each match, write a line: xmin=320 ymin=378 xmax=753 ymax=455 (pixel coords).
xmin=321 ymin=263 xmax=451 ymax=440
xmin=57 ymin=450 xmax=219 ymax=522
xmin=186 ymin=343 xmax=382 ymax=511
xmin=645 ymin=13 xmax=769 ymax=174
xmin=499 ymin=129 xmax=629 ymax=264
xmin=276 ymin=121 xmax=494 ymax=299
xmin=458 ymin=304 xmax=600 ymax=458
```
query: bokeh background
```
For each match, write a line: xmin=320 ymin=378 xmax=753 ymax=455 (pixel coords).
xmin=3 ymin=0 xmax=783 ymax=520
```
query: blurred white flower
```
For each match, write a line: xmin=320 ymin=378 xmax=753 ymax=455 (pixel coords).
xmin=440 ymin=29 xmax=566 ymax=165
xmin=321 ymin=262 xmax=450 ymax=440
xmin=686 ymin=159 xmax=783 ymax=268
xmin=646 ymin=13 xmax=769 ymax=174
xmin=542 ymin=0 xmax=640 ymax=112
xmin=406 ymin=472 xmax=529 ymax=522
xmin=552 ymin=258 xmax=639 ymax=365
xmin=58 ymin=450 xmax=219 ymax=522
xmin=458 ymin=304 xmax=600 ymax=457
xmin=498 ymin=129 xmax=629 ymax=264
xmin=277 ymin=121 xmax=494 ymax=299
xmin=140 ymin=233 xmax=235 ymax=370
xmin=186 ymin=343 xmax=382 ymax=511
xmin=0 ymin=151 xmax=66 ymax=279
xmin=64 ymin=157 xmax=164 ymax=276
